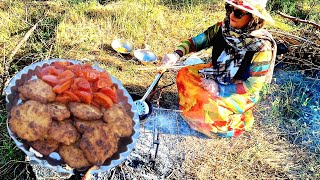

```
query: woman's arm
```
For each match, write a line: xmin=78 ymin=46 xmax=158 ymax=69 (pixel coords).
xmin=218 ymin=50 xmax=273 ymax=97
xmin=174 ymin=22 xmax=222 ymax=57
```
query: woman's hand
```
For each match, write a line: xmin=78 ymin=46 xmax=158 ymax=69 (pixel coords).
xmin=201 ymin=78 xmax=219 ymax=96
xmin=161 ymin=52 xmax=180 ymax=66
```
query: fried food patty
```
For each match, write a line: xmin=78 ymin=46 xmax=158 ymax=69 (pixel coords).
xmin=74 ymin=118 xmax=105 ymax=134
xmin=104 ymin=120 xmax=133 ymax=138
xmin=68 ymin=102 xmax=103 ymax=120
xmin=48 ymin=102 xmax=70 ymax=121
xmin=47 ymin=120 xmax=80 ymax=145
xmin=9 ymin=100 xmax=52 ymax=141
xmin=102 ymin=104 xmax=128 ymax=124
xmin=18 ymin=79 xmax=56 ymax=104
xmin=103 ymin=104 xmax=133 ymax=137
xmin=59 ymin=144 xmax=92 ymax=169
xmin=79 ymin=126 xmax=119 ymax=165
xmin=29 ymin=138 xmax=60 ymax=156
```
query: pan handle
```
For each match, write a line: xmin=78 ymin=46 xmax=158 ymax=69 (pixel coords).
xmin=140 ymin=65 xmax=168 ymax=102
xmin=141 ymin=73 xmax=162 ymax=101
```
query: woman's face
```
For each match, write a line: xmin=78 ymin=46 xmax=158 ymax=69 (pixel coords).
xmin=229 ymin=7 xmax=251 ymax=29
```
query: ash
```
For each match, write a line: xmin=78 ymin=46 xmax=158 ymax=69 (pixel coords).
xmin=93 ymin=131 xmax=187 ymax=179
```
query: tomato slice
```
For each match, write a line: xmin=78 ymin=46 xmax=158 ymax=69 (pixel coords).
xmin=64 ymin=90 xmax=81 ymax=102
xmin=54 ymin=61 xmax=71 ymax=70
xmin=75 ymin=70 xmax=84 ymax=77
xmin=57 ymin=70 xmax=75 ymax=83
xmin=55 ymin=94 xmax=71 ymax=103
xmin=36 ymin=66 xmax=60 ymax=78
xmin=93 ymin=92 xmax=113 ymax=108
xmin=82 ymin=69 xmax=100 ymax=82
xmin=99 ymin=72 xmax=112 ymax=84
xmin=99 ymin=87 xmax=118 ymax=103
xmin=57 ymin=69 xmax=74 ymax=78
xmin=93 ymin=77 xmax=113 ymax=91
xmin=99 ymin=71 xmax=111 ymax=78
xmin=53 ymin=80 xmax=72 ymax=94
xmin=67 ymin=64 xmax=82 ymax=73
xmin=41 ymin=75 xmax=59 ymax=87
xmin=83 ymin=63 xmax=94 ymax=70
xmin=74 ymin=90 xmax=93 ymax=104
xmin=71 ymin=78 xmax=90 ymax=92
xmin=74 ymin=77 xmax=90 ymax=91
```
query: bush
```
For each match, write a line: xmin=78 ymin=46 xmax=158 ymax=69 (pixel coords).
xmin=268 ymin=0 xmax=319 ymax=22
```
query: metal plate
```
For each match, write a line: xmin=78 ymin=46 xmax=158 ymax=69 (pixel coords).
xmin=133 ymin=49 xmax=157 ymax=64
xmin=183 ymin=56 xmax=203 ymax=66
xmin=111 ymin=39 xmax=134 ymax=54
xmin=5 ymin=59 xmax=140 ymax=175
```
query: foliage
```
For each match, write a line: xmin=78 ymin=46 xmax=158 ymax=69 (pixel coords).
xmin=268 ymin=0 xmax=320 ymax=22
xmin=262 ymin=72 xmax=320 ymax=153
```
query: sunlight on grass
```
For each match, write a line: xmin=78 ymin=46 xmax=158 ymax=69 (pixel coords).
xmin=0 ymin=6 xmax=28 ymax=55
xmin=272 ymin=16 xmax=297 ymax=32
xmin=56 ymin=0 xmax=225 ymax=58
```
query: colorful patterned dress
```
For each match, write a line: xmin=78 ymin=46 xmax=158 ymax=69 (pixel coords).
xmin=175 ymin=22 xmax=276 ymax=138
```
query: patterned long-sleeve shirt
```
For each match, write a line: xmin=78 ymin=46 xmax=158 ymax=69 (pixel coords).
xmin=174 ymin=22 xmax=273 ymax=97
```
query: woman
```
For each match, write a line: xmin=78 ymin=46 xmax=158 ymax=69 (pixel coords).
xmin=161 ymin=0 xmax=277 ymax=138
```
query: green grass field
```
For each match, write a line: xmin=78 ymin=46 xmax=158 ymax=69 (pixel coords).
xmin=0 ymin=0 xmax=319 ymax=179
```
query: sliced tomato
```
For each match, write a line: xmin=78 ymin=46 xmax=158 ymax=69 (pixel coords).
xmin=63 ymin=90 xmax=81 ymax=102
xmin=70 ymin=81 xmax=79 ymax=91
xmin=93 ymin=77 xmax=113 ymax=91
xmin=71 ymin=78 xmax=91 ymax=92
xmin=36 ymin=66 xmax=50 ymax=78
xmin=83 ymin=63 xmax=94 ymax=70
xmin=93 ymin=92 xmax=113 ymax=108
xmin=74 ymin=90 xmax=93 ymax=104
xmin=53 ymin=80 xmax=72 ymax=94
xmin=99 ymin=87 xmax=118 ymax=103
xmin=54 ymin=61 xmax=71 ymax=70
xmin=82 ymin=69 xmax=100 ymax=82
xmin=57 ymin=70 xmax=75 ymax=84
xmin=75 ymin=70 xmax=84 ymax=77
xmin=92 ymin=82 xmax=99 ymax=92
xmin=67 ymin=64 xmax=82 ymax=72
xmin=55 ymin=94 xmax=72 ymax=103
xmin=36 ymin=66 xmax=60 ymax=78
xmin=99 ymin=71 xmax=111 ymax=78
xmin=99 ymin=72 xmax=113 ymax=85
xmin=75 ymin=77 xmax=90 ymax=91
xmin=41 ymin=75 xmax=59 ymax=87
xmin=57 ymin=70 xmax=74 ymax=79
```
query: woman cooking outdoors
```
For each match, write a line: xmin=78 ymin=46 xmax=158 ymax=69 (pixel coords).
xmin=161 ymin=0 xmax=277 ymax=138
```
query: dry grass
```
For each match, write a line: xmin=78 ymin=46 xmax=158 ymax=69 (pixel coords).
xmin=181 ymin=119 xmax=320 ymax=179
xmin=0 ymin=0 xmax=319 ymax=179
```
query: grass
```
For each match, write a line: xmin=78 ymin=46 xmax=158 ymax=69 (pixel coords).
xmin=0 ymin=0 xmax=319 ymax=179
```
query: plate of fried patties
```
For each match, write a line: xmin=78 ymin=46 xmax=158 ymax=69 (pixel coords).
xmin=5 ymin=59 xmax=139 ymax=174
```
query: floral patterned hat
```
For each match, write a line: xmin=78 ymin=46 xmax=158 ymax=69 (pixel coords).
xmin=224 ymin=0 xmax=274 ymax=24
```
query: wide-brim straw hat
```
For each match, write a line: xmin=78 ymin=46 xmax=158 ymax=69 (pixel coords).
xmin=224 ymin=0 xmax=274 ymax=24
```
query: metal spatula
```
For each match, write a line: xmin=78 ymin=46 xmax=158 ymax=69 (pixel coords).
xmin=134 ymin=68 xmax=166 ymax=116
